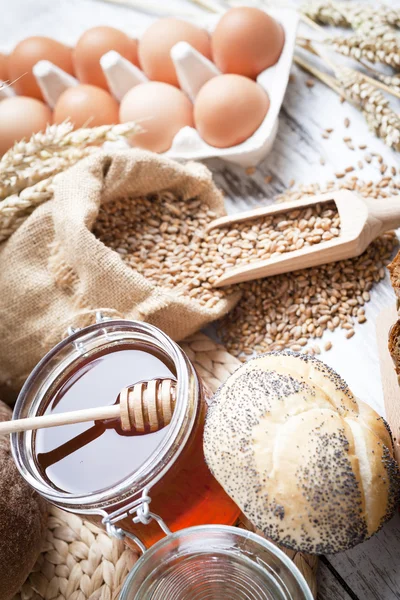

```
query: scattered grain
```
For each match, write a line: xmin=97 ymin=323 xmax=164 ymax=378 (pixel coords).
xmin=94 ymin=174 xmax=399 ymax=361
xmin=344 ymin=117 xmax=350 ymax=127
xmin=246 ymin=167 xmax=256 ymax=176
xmin=219 ymin=176 xmax=399 ymax=359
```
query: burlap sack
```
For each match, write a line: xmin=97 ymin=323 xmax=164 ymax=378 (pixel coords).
xmin=0 ymin=149 xmax=238 ymax=402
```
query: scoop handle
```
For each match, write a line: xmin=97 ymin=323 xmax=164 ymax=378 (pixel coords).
xmin=366 ymin=196 xmax=400 ymax=233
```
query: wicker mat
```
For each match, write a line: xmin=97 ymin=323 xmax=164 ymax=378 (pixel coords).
xmin=13 ymin=333 xmax=318 ymax=600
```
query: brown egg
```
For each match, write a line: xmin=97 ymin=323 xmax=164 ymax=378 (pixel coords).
xmin=73 ymin=26 xmax=140 ymax=90
xmin=194 ymin=74 xmax=269 ymax=148
xmin=0 ymin=96 xmax=52 ymax=155
xmin=212 ymin=7 xmax=285 ymax=79
xmin=7 ymin=37 xmax=74 ymax=99
xmin=119 ymin=81 xmax=194 ymax=153
xmin=53 ymin=84 xmax=119 ymax=128
xmin=139 ymin=18 xmax=212 ymax=87
xmin=0 ymin=53 xmax=7 ymax=81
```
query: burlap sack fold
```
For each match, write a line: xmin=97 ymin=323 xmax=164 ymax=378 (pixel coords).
xmin=0 ymin=149 xmax=238 ymax=402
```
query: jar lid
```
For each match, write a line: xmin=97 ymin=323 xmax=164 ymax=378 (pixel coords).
xmin=11 ymin=319 xmax=198 ymax=515
xmin=120 ymin=525 xmax=313 ymax=600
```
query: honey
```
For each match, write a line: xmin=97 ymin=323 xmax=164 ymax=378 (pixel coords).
xmin=12 ymin=319 xmax=240 ymax=548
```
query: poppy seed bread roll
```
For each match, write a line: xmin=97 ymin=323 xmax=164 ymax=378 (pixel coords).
xmin=204 ymin=352 xmax=400 ymax=554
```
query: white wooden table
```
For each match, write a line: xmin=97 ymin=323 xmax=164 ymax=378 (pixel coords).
xmin=2 ymin=0 xmax=400 ymax=598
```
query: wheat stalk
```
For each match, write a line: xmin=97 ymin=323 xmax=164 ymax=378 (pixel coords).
xmin=0 ymin=121 xmax=141 ymax=242
xmin=297 ymin=35 xmax=400 ymax=100
xmin=302 ymin=1 xmax=400 ymax=30
xmin=301 ymin=1 xmax=348 ymax=27
xmin=325 ymin=31 xmax=400 ymax=70
xmin=295 ymin=52 xmax=400 ymax=151
xmin=375 ymin=72 xmax=400 ymax=95
xmin=0 ymin=121 xmax=140 ymax=200
xmin=302 ymin=2 xmax=400 ymax=71
xmin=0 ymin=175 xmax=57 ymax=242
xmin=335 ymin=66 xmax=400 ymax=151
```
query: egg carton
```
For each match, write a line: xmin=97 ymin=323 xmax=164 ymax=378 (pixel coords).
xmin=0 ymin=81 xmax=15 ymax=100
xmin=32 ymin=7 xmax=298 ymax=167
xmin=169 ymin=8 xmax=299 ymax=167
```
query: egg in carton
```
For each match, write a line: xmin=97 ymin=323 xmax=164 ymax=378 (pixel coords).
xmin=33 ymin=8 xmax=298 ymax=167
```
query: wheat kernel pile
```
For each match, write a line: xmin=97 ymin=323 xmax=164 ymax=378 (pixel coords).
xmin=218 ymin=232 xmax=395 ymax=359
xmin=93 ymin=176 xmax=399 ymax=358
xmin=215 ymin=202 xmax=340 ymax=267
xmin=93 ymin=192 xmax=231 ymax=310
xmin=93 ymin=194 xmax=338 ymax=308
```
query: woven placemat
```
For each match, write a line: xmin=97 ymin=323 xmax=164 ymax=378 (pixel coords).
xmin=13 ymin=333 xmax=318 ymax=600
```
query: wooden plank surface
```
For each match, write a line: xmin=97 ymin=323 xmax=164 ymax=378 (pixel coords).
xmin=318 ymin=558 xmax=357 ymax=600
xmin=2 ymin=1 xmax=400 ymax=598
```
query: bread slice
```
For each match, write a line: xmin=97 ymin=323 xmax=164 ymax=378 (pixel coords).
xmin=389 ymin=318 xmax=400 ymax=382
xmin=387 ymin=252 xmax=400 ymax=380
xmin=388 ymin=251 xmax=400 ymax=300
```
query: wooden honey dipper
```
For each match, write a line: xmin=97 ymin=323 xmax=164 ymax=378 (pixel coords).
xmin=0 ymin=378 xmax=177 ymax=436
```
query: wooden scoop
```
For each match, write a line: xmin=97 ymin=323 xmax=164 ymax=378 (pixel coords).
xmin=207 ymin=190 xmax=400 ymax=287
xmin=0 ymin=378 xmax=176 ymax=436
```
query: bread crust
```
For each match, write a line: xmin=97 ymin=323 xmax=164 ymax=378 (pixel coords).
xmin=388 ymin=251 xmax=400 ymax=299
xmin=388 ymin=318 xmax=400 ymax=379
xmin=204 ymin=352 xmax=400 ymax=554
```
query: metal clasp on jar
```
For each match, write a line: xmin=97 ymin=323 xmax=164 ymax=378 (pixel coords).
xmin=66 ymin=311 xmax=115 ymax=355
xmin=102 ymin=487 xmax=172 ymax=554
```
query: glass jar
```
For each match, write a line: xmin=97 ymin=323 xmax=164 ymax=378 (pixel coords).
xmin=11 ymin=318 xmax=240 ymax=548
xmin=120 ymin=525 xmax=314 ymax=600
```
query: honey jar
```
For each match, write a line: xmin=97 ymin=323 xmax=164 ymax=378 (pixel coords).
xmin=11 ymin=316 xmax=240 ymax=548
